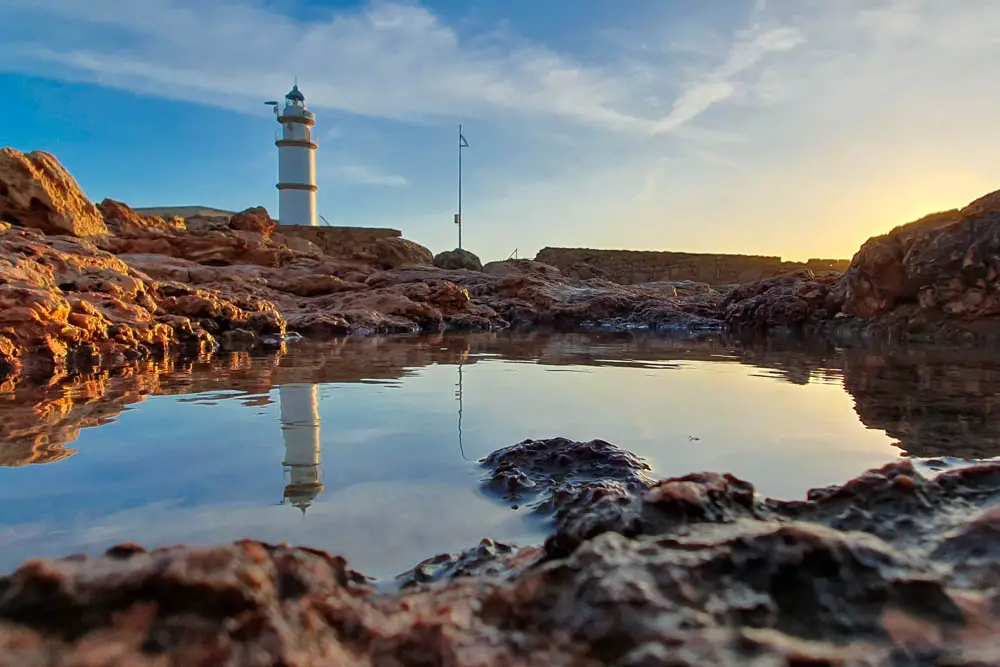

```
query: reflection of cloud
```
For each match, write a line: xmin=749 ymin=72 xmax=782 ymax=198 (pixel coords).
xmin=0 ymin=482 xmax=540 ymax=578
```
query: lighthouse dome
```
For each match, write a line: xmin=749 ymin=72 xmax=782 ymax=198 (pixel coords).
xmin=286 ymin=84 xmax=305 ymax=102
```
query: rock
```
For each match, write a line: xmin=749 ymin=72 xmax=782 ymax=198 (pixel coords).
xmin=642 ymin=280 xmax=714 ymax=297
xmin=228 ymin=206 xmax=276 ymax=237
xmin=0 ymin=224 xmax=286 ymax=377
xmin=0 ymin=148 xmax=108 ymax=237
xmin=372 ymin=237 xmax=433 ymax=269
xmin=99 ymin=199 xmax=185 ymax=234
xmin=723 ymin=270 xmax=842 ymax=332
xmin=838 ymin=209 xmax=964 ymax=318
xmin=433 ymin=248 xmax=483 ymax=272
xmin=395 ymin=538 xmax=541 ymax=588
xmin=480 ymin=437 xmax=654 ymax=513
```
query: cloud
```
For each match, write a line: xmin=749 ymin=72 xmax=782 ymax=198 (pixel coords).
xmin=330 ymin=164 xmax=409 ymax=188
xmin=0 ymin=0 xmax=801 ymax=137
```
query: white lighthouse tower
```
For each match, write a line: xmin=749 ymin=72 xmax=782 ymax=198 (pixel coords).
xmin=267 ymin=84 xmax=317 ymax=226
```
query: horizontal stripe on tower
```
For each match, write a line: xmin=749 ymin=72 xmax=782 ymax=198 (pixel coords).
xmin=275 ymin=139 xmax=318 ymax=149
xmin=277 ymin=115 xmax=316 ymax=126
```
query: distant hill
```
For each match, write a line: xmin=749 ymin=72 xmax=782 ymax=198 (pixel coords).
xmin=133 ymin=206 xmax=236 ymax=218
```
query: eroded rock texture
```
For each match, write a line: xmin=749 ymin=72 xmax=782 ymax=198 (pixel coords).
xmin=721 ymin=187 xmax=1000 ymax=341
xmin=0 ymin=148 xmax=729 ymax=381
xmin=0 ymin=438 xmax=998 ymax=666
xmin=0 ymin=149 xmax=108 ymax=237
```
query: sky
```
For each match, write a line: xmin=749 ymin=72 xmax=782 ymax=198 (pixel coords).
xmin=2 ymin=0 xmax=1000 ymax=262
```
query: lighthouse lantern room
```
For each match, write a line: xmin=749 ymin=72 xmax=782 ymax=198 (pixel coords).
xmin=267 ymin=83 xmax=318 ymax=226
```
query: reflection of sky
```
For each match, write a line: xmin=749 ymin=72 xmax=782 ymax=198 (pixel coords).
xmin=0 ymin=355 xmax=898 ymax=577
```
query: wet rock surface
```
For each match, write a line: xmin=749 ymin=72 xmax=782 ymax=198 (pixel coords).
xmin=0 ymin=439 xmax=999 ymax=666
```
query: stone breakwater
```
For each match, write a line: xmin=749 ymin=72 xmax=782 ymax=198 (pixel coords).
xmin=0 ymin=437 xmax=998 ymax=666
xmin=534 ymin=247 xmax=850 ymax=286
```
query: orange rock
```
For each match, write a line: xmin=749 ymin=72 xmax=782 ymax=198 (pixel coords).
xmin=228 ymin=206 xmax=276 ymax=237
xmin=0 ymin=148 xmax=108 ymax=237
xmin=99 ymin=199 xmax=185 ymax=234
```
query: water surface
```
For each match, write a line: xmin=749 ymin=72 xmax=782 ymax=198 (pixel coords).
xmin=2 ymin=331 xmax=998 ymax=577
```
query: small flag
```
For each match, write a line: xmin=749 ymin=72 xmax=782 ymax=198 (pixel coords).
xmin=459 ymin=133 xmax=469 ymax=148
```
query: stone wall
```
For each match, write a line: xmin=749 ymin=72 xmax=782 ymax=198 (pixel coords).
xmin=277 ymin=225 xmax=401 ymax=258
xmin=533 ymin=247 xmax=851 ymax=286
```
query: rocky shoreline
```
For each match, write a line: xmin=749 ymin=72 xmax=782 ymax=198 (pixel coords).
xmin=0 ymin=437 xmax=997 ymax=665
xmin=5 ymin=147 xmax=1000 ymax=382
xmin=4 ymin=147 xmax=1000 ymax=664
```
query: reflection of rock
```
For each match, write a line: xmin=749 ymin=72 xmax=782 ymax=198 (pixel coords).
xmin=843 ymin=347 xmax=1000 ymax=459
xmin=278 ymin=384 xmax=323 ymax=514
xmin=0 ymin=452 xmax=998 ymax=664
xmin=7 ymin=331 xmax=1000 ymax=467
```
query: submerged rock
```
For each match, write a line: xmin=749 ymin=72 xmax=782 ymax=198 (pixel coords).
xmin=1 ymin=438 xmax=999 ymax=665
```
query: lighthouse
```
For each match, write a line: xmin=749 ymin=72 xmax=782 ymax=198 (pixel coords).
xmin=267 ymin=84 xmax=317 ymax=226
xmin=278 ymin=383 xmax=323 ymax=515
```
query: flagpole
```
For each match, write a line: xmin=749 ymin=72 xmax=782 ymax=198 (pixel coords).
xmin=457 ymin=124 xmax=463 ymax=250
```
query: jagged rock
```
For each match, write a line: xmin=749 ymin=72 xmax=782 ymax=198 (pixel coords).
xmin=228 ymin=206 xmax=276 ymax=237
xmin=838 ymin=189 xmax=1000 ymax=325
xmin=723 ymin=270 xmax=841 ymax=332
xmin=99 ymin=199 xmax=185 ymax=234
xmin=395 ymin=538 xmax=542 ymax=588
xmin=0 ymin=148 xmax=107 ymax=237
xmin=481 ymin=437 xmax=654 ymax=511
xmin=433 ymin=248 xmax=483 ymax=272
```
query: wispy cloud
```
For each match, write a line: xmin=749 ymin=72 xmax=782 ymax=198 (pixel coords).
xmin=5 ymin=0 xmax=1000 ymax=262
xmin=330 ymin=164 xmax=409 ymax=188
xmin=0 ymin=0 xmax=800 ymax=138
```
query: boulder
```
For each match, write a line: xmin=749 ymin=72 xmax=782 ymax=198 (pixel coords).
xmin=228 ymin=206 xmax=276 ymax=237
xmin=99 ymin=199 xmax=186 ymax=234
xmin=724 ymin=270 xmax=841 ymax=332
xmin=0 ymin=148 xmax=107 ymax=237
xmin=373 ymin=237 xmax=434 ymax=269
xmin=433 ymin=248 xmax=483 ymax=272
xmin=839 ymin=190 xmax=1000 ymax=320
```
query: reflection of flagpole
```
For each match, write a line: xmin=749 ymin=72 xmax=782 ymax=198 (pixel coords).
xmin=455 ymin=362 xmax=468 ymax=460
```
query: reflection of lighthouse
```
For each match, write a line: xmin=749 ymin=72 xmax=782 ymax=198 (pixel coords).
xmin=279 ymin=383 xmax=323 ymax=515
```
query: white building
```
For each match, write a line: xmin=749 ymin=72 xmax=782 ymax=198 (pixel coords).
xmin=270 ymin=84 xmax=318 ymax=226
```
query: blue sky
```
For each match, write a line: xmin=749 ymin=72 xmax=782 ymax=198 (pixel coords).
xmin=2 ymin=0 xmax=1000 ymax=261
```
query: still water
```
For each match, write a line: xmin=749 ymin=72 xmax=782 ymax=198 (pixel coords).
xmin=1 ymin=331 xmax=999 ymax=578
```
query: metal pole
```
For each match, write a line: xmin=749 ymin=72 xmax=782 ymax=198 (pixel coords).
xmin=458 ymin=124 xmax=463 ymax=250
